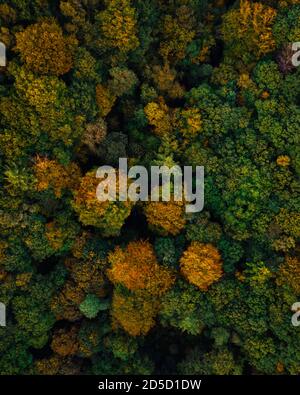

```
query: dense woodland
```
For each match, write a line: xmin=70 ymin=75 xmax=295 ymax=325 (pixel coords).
xmin=0 ymin=0 xmax=300 ymax=375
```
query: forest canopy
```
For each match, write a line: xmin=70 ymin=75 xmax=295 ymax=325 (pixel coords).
xmin=0 ymin=0 xmax=299 ymax=375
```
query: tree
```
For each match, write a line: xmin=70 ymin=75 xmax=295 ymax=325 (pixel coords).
xmin=276 ymin=256 xmax=300 ymax=295
xmin=111 ymin=290 xmax=159 ymax=336
xmin=34 ymin=157 xmax=81 ymax=198
xmin=107 ymin=240 xmax=174 ymax=296
xmin=96 ymin=0 xmax=139 ymax=53
xmin=144 ymin=200 xmax=186 ymax=236
xmin=180 ymin=242 xmax=223 ymax=291
xmin=15 ymin=18 xmax=77 ymax=75
xmin=79 ymin=294 xmax=108 ymax=319
xmin=159 ymin=280 xmax=205 ymax=335
xmin=72 ymin=169 xmax=134 ymax=237
xmin=51 ymin=326 xmax=79 ymax=357
xmin=221 ymin=0 xmax=277 ymax=67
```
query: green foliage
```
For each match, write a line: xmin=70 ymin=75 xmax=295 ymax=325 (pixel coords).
xmin=0 ymin=0 xmax=299 ymax=376
xmin=79 ymin=294 xmax=109 ymax=319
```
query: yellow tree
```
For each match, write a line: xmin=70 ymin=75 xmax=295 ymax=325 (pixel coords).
xmin=97 ymin=0 xmax=139 ymax=53
xmin=72 ymin=169 xmax=134 ymax=237
xmin=111 ymin=290 xmax=160 ymax=337
xmin=15 ymin=18 xmax=77 ymax=75
xmin=221 ymin=1 xmax=277 ymax=64
xmin=144 ymin=200 xmax=186 ymax=236
xmin=180 ymin=242 xmax=223 ymax=291
xmin=144 ymin=98 xmax=172 ymax=137
xmin=276 ymin=256 xmax=300 ymax=295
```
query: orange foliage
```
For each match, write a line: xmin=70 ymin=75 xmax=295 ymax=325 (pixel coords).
xmin=34 ymin=156 xmax=81 ymax=198
xmin=107 ymin=240 xmax=174 ymax=296
xmin=152 ymin=63 xmax=185 ymax=99
xmin=180 ymin=242 xmax=223 ymax=291
xmin=15 ymin=18 xmax=77 ymax=75
xmin=51 ymin=326 xmax=79 ymax=357
xmin=276 ymin=155 xmax=291 ymax=167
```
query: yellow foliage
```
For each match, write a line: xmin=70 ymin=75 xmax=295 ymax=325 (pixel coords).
xmin=72 ymin=169 xmax=134 ymax=235
xmin=276 ymin=155 xmax=291 ymax=167
xmin=196 ymin=45 xmax=210 ymax=63
xmin=222 ymin=0 xmax=277 ymax=58
xmin=34 ymin=156 xmax=81 ymax=198
xmin=277 ymin=256 xmax=300 ymax=295
xmin=45 ymin=222 xmax=65 ymax=251
xmin=15 ymin=273 xmax=32 ymax=288
xmin=35 ymin=356 xmax=61 ymax=375
xmin=96 ymin=84 xmax=116 ymax=117
xmin=0 ymin=4 xmax=16 ymax=23
xmin=14 ymin=69 xmax=63 ymax=113
xmin=15 ymin=18 xmax=77 ymax=75
xmin=174 ymin=108 xmax=203 ymax=140
xmin=144 ymin=98 xmax=172 ymax=136
xmin=107 ymin=240 xmax=174 ymax=296
xmin=159 ymin=6 xmax=196 ymax=62
xmin=237 ymin=73 xmax=252 ymax=89
xmin=111 ymin=291 xmax=160 ymax=336
xmin=180 ymin=242 xmax=223 ymax=291
xmin=98 ymin=0 xmax=139 ymax=53
xmin=144 ymin=200 xmax=186 ymax=236
xmin=278 ymin=0 xmax=300 ymax=6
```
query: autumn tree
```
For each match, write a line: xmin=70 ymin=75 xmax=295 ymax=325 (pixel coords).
xmin=107 ymin=240 xmax=174 ymax=296
xmin=96 ymin=0 xmax=139 ymax=54
xmin=72 ymin=169 xmax=134 ymax=237
xmin=15 ymin=18 xmax=77 ymax=75
xmin=180 ymin=242 xmax=223 ymax=291
xmin=111 ymin=290 xmax=160 ymax=337
xmin=144 ymin=199 xmax=186 ymax=236
xmin=221 ymin=0 xmax=277 ymax=67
